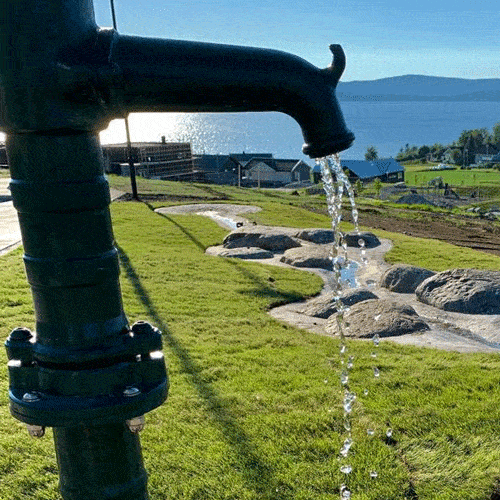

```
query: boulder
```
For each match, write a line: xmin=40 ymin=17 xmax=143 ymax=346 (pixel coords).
xmin=343 ymin=231 xmax=381 ymax=249
xmin=295 ymin=229 xmax=334 ymax=244
xmin=327 ymin=299 xmax=430 ymax=338
xmin=300 ymin=289 xmax=379 ymax=319
xmin=415 ymin=268 xmax=500 ymax=314
xmin=280 ymin=246 xmax=331 ymax=269
xmin=396 ymin=194 xmax=435 ymax=206
xmin=380 ymin=264 xmax=435 ymax=293
xmin=223 ymin=228 xmax=301 ymax=252
xmin=217 ymin=247 xmax=274 ymax=260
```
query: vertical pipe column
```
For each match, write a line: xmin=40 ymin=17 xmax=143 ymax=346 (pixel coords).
xmin=7 ymin=133 xmax=128 ymax=359
xmin=6 ymin=132 xmax=152 ymax=500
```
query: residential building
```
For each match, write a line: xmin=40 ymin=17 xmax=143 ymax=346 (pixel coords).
xmin=194 ymin=152 xmax=311 ymax=187
xmin=312 ymin=158 xmax=404 ymax=183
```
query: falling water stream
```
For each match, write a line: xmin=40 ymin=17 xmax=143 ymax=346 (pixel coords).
xmin=318 ymin=155 xmax=382 ymax=499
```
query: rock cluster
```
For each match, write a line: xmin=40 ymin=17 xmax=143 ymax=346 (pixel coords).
xmin=222 ymin=227 xmax=300 ymax=252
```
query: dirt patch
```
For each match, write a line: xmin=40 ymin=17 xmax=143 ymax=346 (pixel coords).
xmin=350 ymin=206 xmax=500 ymax=257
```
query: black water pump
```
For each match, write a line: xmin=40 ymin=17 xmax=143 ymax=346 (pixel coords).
xmin=0 ymin=1 xmax=354 ymax=498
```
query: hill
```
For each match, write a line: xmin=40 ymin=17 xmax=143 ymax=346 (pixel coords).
xmin=338 ymin=74 xmax=500 ymax=102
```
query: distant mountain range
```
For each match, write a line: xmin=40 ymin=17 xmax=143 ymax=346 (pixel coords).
xmin=337 ymin=75 xmax=500 ymax=102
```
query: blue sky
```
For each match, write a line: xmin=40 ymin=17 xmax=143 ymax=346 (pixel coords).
xmin=93 ymin=0 xmax=499 ymax=81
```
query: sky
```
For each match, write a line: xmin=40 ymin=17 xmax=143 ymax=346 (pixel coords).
xmin=93 ymin=0 xmax=500 ymax=81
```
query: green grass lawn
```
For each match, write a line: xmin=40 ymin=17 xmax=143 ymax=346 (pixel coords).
xmin=2 ymin=182 xmax=500 ymax=499
xmin=404 ymin=167 xmax=500 ymax=189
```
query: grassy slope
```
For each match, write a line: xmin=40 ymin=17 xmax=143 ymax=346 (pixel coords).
xmin=2 ymin=182 xmax=500 ymax=498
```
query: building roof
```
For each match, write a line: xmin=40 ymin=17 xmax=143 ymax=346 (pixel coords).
xmin=103 ymin=142 xmax=190 ymax=148
xmin=194 ymin=154 xmax=231 ymax=172
xmin=341 ymin=159 xmax=403 ymax=179
xmin=244 ymin=158 xmax=309 ymax=173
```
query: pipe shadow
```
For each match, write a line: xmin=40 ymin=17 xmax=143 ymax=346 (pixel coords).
xmin=147 ymin=202 xmax=309 ymax=306
xmin=116 ymin=243 xmax=283 ymax=497
xmin=144 ymin=202 xmax=207 ymax=252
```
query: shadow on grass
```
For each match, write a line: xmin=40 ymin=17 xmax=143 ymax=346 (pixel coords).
xmin=116 ymin=243 xmax=283 ymax=498
xmin=149 ymin=202 xmax=307 ymax=306
xmin=223 ymin=257 xmax=308 ymax=306
xmin=145 ymin=202 xmax=207 ymax=252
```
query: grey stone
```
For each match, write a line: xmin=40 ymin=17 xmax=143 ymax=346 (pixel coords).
xmin=380 ymin=264 xmax=435 ymax=293
xmin=416 ymin=268 xmax=500 ymax=314
xmin=327 ymin=299 xmax=430 ymax=338
xmin=280 ymin=246 xmax=331 ymax=269
xmin=396 ymin=194 xmax=435 ymax=206
xmin=295 ymin=229 xmax=334 ymax=244
xmin=217 ymin=247 xmax=274 ymax=260
xmin=223 ymin=228 xmax=301 ymax=251
xmin=300 ymin=289 xmax=379 ymax=319
xmin=343 ymin=231 xmax=381 ymax=249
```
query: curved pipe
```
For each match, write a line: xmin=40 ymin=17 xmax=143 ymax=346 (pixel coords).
xmin=107 ymin=33 xmax=354 ymax=158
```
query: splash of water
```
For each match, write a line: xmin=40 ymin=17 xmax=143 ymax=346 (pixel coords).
xmin=319 ymin=154 xmax=387 ymax=496
xmin=318 ymin=154 xmax=361 ymax=499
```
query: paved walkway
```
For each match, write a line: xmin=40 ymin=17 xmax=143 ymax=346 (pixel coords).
xmin=0 ymin=178 xmax=124 ymax=256
xmin=0 ymin=178 xmax=21 ymax=256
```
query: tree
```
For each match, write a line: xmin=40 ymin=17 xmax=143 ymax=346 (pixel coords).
xmin=417 ymin=145 xmax=430 ymax=159
xmin=365 ymin=146 xmax=378 ymax=161
xmin=492 ymin=122 xmax=500 ymax=146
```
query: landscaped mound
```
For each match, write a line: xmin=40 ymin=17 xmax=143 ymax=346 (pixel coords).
xmin=299 ymin=289 xmax=378 ymax=319
xmin=396 ymin=194 xmax=435 ymax=206
xmin=380 ymin=264 xmax=435 ymax=293
xmin=326 ymin=299 xmax=430 ymax=338
xmin=416 ymin=268 xmax=500 ymax=314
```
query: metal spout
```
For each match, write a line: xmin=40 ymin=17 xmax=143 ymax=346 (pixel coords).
xmin=106 ymin=36 xmax=355 ymax=157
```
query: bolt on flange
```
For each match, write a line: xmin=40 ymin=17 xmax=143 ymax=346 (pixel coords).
xmin=27 ymin=424 xmax=45 ymax=438
xmin=126 ymin=415 xmax=145 ymax=434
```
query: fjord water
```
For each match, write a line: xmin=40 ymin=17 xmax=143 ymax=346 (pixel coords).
xmin=100 ymin=101 xmax=500 ymax=161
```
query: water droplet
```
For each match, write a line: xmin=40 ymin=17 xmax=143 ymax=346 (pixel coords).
xmin=367 ymin=428 xmax=375 ymax=436
xmin=343 ymin=392 xmax=356 ymax=413
xmin=324 ymin=379 xmax=328 ymax=385
xmin=370 ymin=471 xmax=378 ymax=479
xmin=363 ymin=389 xmax=369 ymax=396
xmin=373 ymin=315 xmax=381 ymax=323
xmin=340 ymin=465 xmax=352 ymax=475
xmin=371 ymin=351 xmax=377 ymax=358
xmin=373 ymin=367 xmax=380 ymax=378
xmin=340 ymin=437 xmax=353 ymax=457
xmin=347 ymin=356 xmax=354 ymax=369
xmin=340 ymin=344 xmax=347 ymax=355
xmin=358 ymin=238 xmax=365 ymax=248
xmin=373 ymin=333 xmax=380 ymax=346
xmin=341 ymin=371 xmax=349 ymax=385
xmin=386 ymin=428 xmax=393 ymax=438
xmin=340 ymin=484 xmax=351 ymax=499
xmin=343 ymin=418 xmax=351 ymax=432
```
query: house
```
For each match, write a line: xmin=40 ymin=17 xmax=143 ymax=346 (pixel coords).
xmin=244 ymin=158 xmax=310 ymax=187
xmin=193 ymin=154 xmax=238 ymax=185
xmin=102 ymin=138 xmax=196 ymax=181
xmin=194 ymin=152 xmax=311 ymax=187
xmin=342 ymin=159 xmax=404 ymax=183
xmin=312 ymin=158 xmax=404 ymax=184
